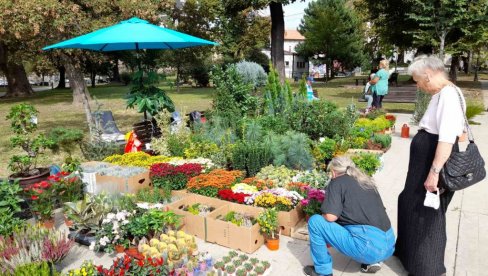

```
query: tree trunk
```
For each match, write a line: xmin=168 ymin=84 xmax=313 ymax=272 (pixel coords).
xmin=467 ymin=51 xmax=473 ymax=74
xmin=269 ymin=2 xmax=285 ymax=82
xmin=439 ymin=33 xmax=446 ymax=62
xmin=0 ymin=42 xmax=34 ymax=97
xmin=449 ymin=55 xmax=458 ymax=83
xmin=176 ymin=64 xmax=180 ymax=93
xmin=473 ymin=51 xmax=480 ymax=82
xmin=90 ymin=70 xmax=96 ymax=88
xmin=62 ymin=54 xmax=94 ymax=135
xmin=56 ymin=66 xmax=66 ymax=89
xmin=112 ymin=59 xmax=120 ymax=82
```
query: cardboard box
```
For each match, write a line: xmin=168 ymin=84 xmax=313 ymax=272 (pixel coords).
xmin=290 ymin=219 xmax=309 ymax=241
xmin=94 ymin=170 xmax=150 ymax=195
xmin=167 ymin=194 xmax=228 ymax=240
xmin=207 ymin=202 xmax=265 ymax=253
xmin=171 ymin=189 xmax=190 ymax=198
xmin=81 ymin=161 xmax=151 ymax=195
xmin=278 ymin=204 xmax=304 ymax=236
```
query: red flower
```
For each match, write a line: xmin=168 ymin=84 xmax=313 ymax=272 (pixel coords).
xmin=34 ymin=188 xmax=44 ymax=194
xmin=156 ymin=257 xmax=163 ymax=265
xmin=97 ymin=266 xmax=103 ymax=273
xmin=40 ymin=181 xmax=51 ymax=189
xmin=137 ymin=259 xmax=144 ymax=267
xmin=31 ymin=195 xmax=39 ymax=200
xmin=61 ymin=171 xmax=70 ymax=176
xmin=33 ymin=183 xmax=41 ymax=189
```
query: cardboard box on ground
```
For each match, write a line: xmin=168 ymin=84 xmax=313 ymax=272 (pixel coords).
xmin=167 ymin=194 xmax=227 ymax=240
xmin=206 ymin=202 xmax=265 ymax=254
xmin=80 ymin=161 xmax=151 ymax=194
xmin=278 ymin=205 xmax=304 ymax=236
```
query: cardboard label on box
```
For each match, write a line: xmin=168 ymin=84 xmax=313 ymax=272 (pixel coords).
xmin=207 ymin=202 xmax=265 ymax=253
xmin=167 ymin=194 xmax=228 ymax=240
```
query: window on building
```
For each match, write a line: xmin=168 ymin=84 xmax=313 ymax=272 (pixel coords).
xmin=285 ymin=61 xmax=290 ymax=67
xmin=297 ymin=61 xmax=306 ymax=69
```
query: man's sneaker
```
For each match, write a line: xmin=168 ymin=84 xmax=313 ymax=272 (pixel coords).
xmin=303 ymin=265 xmax=332 ymax=276
xmin=360 ymin=263 xmax=382 ymax=273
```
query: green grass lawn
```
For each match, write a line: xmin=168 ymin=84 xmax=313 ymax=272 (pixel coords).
xmin=0 ymin=74 xmax=483 ymax=177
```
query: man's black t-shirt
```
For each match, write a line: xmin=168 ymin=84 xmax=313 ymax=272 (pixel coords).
xmin=321 ymin=174 xmax=391 ymax=232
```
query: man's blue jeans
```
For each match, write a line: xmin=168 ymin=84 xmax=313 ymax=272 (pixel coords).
xmin=308 ymin=215 xmax=395 ymax=275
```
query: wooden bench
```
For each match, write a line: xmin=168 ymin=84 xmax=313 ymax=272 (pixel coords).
xmin=133 ymin=119 xmax=162 ymax=153
xmin=358 ymin=84 xmax=417 ymax=103
xmin=355 ymin=78 xmax=367 ymax=86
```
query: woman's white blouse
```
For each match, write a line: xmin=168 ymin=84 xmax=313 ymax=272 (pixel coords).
xmin=419 ymin=85 xmax=466 ymax=143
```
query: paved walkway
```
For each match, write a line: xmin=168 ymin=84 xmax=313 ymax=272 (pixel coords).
xmin=58 ymin=82 xmax=488 ymax=275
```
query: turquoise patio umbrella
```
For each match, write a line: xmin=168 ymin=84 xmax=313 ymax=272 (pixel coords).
xmin=43 ymin=17 xmax=217 ymax=51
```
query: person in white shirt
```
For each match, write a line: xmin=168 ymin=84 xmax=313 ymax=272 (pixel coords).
xmin=395 ymin=55 xmax=466 ymax=276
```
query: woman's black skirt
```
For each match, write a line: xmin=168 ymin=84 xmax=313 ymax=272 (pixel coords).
xmin=395 ymin=130 xmax=455 ymax=276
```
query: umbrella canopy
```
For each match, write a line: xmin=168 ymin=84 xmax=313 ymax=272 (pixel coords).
xmin=43 ymin=17 xmax=217 ymax=51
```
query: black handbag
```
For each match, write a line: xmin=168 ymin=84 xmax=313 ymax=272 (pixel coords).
xmin=439 ymin=86 xmax=486 ymax=191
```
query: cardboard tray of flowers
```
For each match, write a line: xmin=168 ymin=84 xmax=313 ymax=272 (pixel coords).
xmin=81 ymin=161 xmax=151 ymax=194
xmin=167 ymin=194 xmax=228 ymax=240
xmin=206 ymin=202 xmax=265 ymax=253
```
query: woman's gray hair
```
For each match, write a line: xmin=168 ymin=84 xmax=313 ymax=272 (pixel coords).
xmin=407 ymin=55 xmax=446 ymax=76
xmin=328 ymin=156 xmax=377 ymax=190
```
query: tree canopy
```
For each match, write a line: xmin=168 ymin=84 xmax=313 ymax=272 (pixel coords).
xmin=298 ymin=0 xmax=366 ymax=77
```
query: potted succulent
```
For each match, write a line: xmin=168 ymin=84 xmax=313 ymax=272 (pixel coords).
xmin=257 ymin=208 xmax=279 ymax=251
xmin=7 ymin=104 xmax=56 ymax=187
xmin=225 ymin=264 xmax=236 ymax=276
xmin=244 ymin=262 xmax=253 ymax=272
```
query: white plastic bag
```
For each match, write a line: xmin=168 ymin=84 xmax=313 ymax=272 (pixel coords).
xmin=424 ymin=190 xmax=440 ymax=210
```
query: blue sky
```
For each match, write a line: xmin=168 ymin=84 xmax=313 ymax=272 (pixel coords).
xmin=260 ymin=0 xmax=314 ymax=30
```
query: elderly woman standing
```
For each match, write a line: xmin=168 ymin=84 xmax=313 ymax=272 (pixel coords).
xmin=304 ymin=156 xmax=395 ymax=276
xmin=369 ymin=59 xmax=390 ymax=109
xmin=395 ymin=55 xmax=466 ymax=275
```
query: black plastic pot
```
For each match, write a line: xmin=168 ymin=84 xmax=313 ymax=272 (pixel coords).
xmin=68 ymin=230 xmax=96 ymax=246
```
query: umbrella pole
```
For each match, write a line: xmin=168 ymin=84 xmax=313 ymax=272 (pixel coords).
xmin=136 ymin=46 xmax=148 ymax=121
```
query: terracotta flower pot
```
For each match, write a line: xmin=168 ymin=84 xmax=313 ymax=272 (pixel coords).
xmin=266 ymin=238 xmax=279 ymax=251
xmin=64 ymin=215 xmax=73 ymax=227
xmin=115 ymin=244 xmax=125 ymax=253
xmin=41 ymin=218 xmax=55 ymax=229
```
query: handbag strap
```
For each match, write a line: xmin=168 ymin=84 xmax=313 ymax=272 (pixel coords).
xmin=448 ymin=85 xmax=475 ymax=142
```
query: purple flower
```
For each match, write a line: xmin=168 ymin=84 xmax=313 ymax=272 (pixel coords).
xmin=300 ymin=199 xmax=310 ymax=206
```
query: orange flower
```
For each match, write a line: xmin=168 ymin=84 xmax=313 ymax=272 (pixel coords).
xmin=242 ymin=177 xmax=275 ymax=190
xmin=187 ymin=169 xmax=243 ymax=190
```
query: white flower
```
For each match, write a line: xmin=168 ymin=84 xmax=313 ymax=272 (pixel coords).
xmin=136 ymin=202 xmax=150 ymax=209
xmin=153 ymin=203 xmax=164 ymax=209
xmin=99 ymin=236 xmax=110 ymax=246
xmin=122 ymin=219 xmax=129 ymax=225
xmin=106 ymin=213 xmax=115 ymax=220
xmin=89 ymin=242 xmax=95 ymax=250
xmin=114 ymin=235 xmax=120 ymax=241
xmin=116 ymin=212 xmax=126 ymax=221
xmin=102 ymin=218 xmax=111 ymax=224
xmin=319 ymin=137 xmax=325 ymax=143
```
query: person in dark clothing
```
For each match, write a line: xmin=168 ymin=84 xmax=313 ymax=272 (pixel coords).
xmin=395 ymin=55 xmax=466 ymax=276
xmin=303 ymin=157 xmax=395 ymax=276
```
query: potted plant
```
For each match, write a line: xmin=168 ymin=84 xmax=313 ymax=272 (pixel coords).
xmin=48 ymin=127 xmax=84 ymax=173
xmin=300 ymin=187 xmax=326 ymax=220
xmin=64 ymin=194 xmax=112 ymax=245
xmin=7 ymin=104 xmax=56 ymax=187
xmin=0 ymin=179 xmax=25 ymax=236
xmin=24 ymin=181 xmax=56 ymax=228
xmin=244 ymin=262 xmax=253 ymax=272
xmin=257 ymin=208 xmax=279 ymax=251
xmin=225 ymin=264 xmax=236 ymax=276
xmin=92 ymin=210 xmax=133 ymax=254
